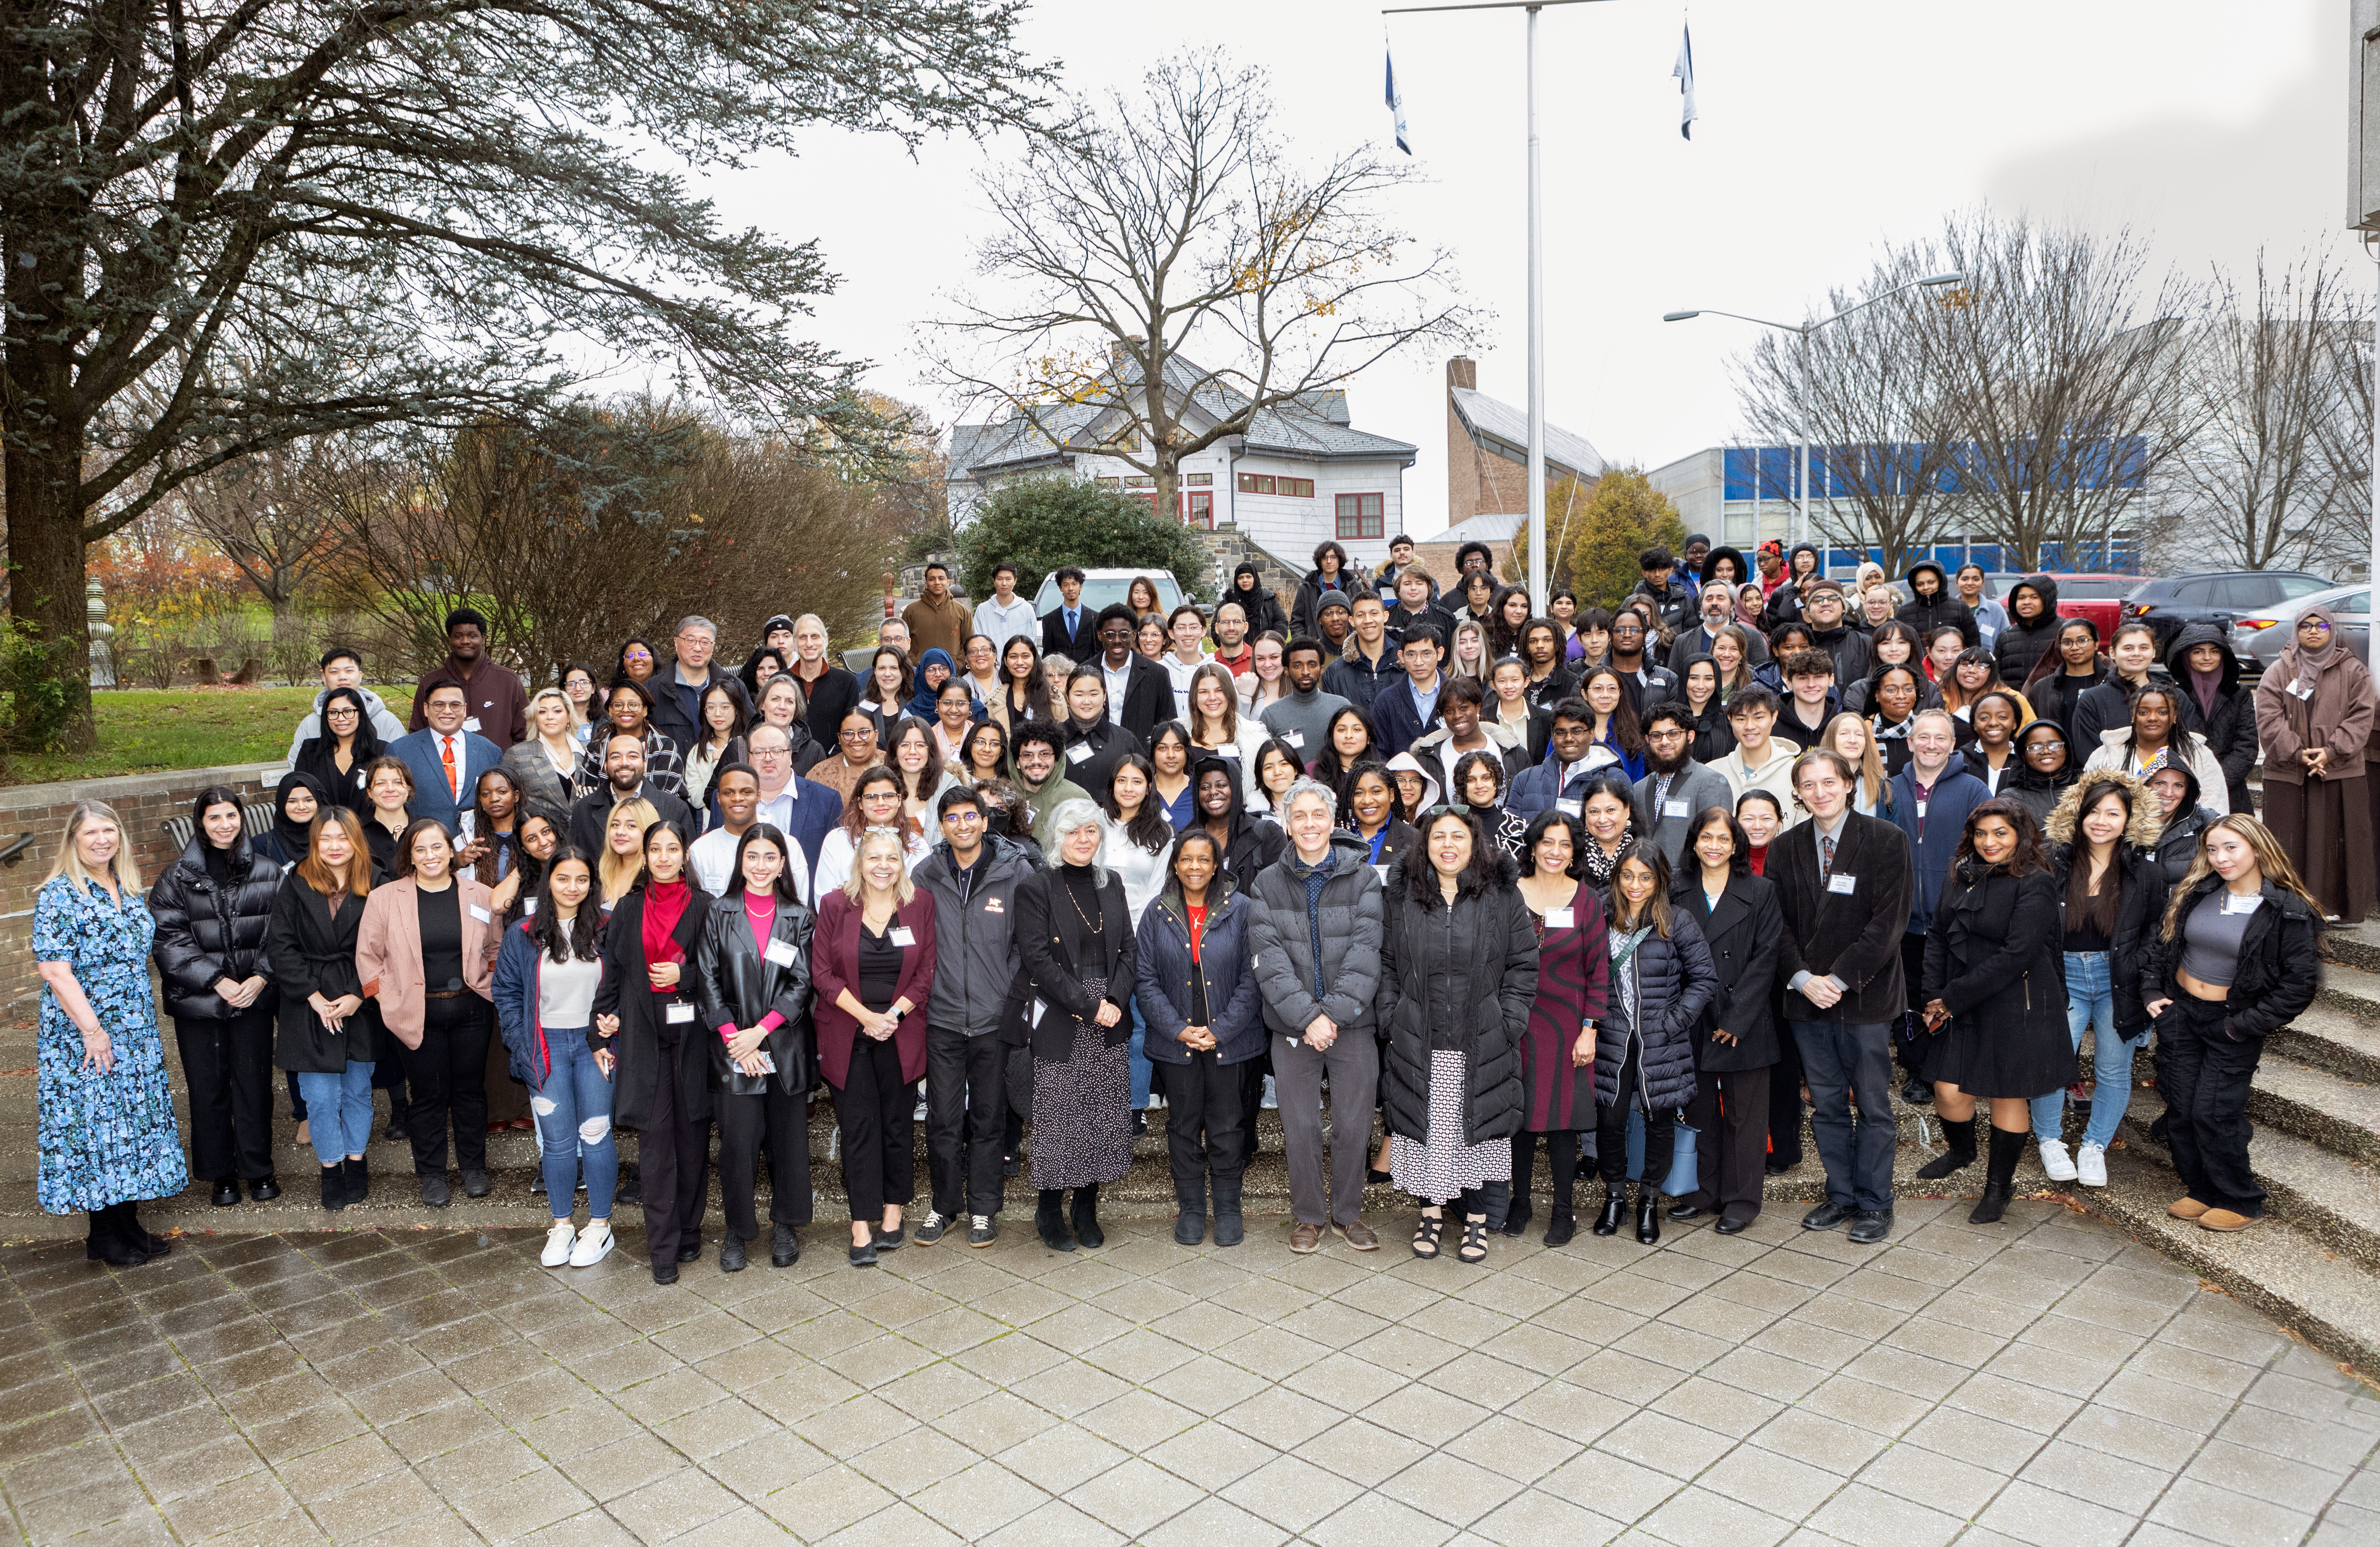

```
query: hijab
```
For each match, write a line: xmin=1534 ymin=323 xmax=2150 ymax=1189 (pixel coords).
xmin=906 ymin=649 xmax=957 ymax=719
xmin=2284 ymin=606 xmax=2341 ymax=697
xmin=2186 ymin=652 xmax=2224 ymax=724
xmin=271 ymin=772 xmax=329 ymax=863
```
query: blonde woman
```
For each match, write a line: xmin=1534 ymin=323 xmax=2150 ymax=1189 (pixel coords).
xmin=598 ymin=798 xmax=659 ymax=907
xmin=503 ymin=687 xmax=584 ymax=813
xmin=1185 ymin=662 xmax=1268 ymax=806
xmin=1822 ymin=712 xmax=1892 ymax=818
xmin=1449 ymin=617 xmax=1490 ymax=682
xmin=34 ymin=801 xmax=186 ymax=1266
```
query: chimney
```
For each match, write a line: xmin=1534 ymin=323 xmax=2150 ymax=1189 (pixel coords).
xmin=1447 ymin=356 xmax=1477 ymax=391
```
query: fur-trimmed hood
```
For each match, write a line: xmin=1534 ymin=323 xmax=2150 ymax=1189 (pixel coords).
xmin=2043 ymin=769 xmax=2165 ymax=852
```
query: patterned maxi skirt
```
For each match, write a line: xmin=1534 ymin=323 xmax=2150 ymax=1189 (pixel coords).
xmin=1390 ymin=1050 xmax=1512 ymax=1205
xmin=37 ymin=997 xmax=188 ymax=1215
xmin=1030 ymin=983 xmax=1134 ymax=1191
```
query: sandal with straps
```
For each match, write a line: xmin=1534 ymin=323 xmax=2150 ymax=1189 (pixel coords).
xmin=1411 ymin=1210 xmax=1445 ymax=1260
xmin=1457 ymin=1215 xmax=1491 ymax=1264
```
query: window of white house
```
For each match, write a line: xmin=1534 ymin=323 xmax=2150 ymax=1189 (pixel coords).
xmin=1237 ymin=473 xmax=1274 ymax=494
xmin=1185 ymin=473 xmax=1212 ymax=486
xmin=1279 ymin=478 xmax=1314 ymax=498
xmin=1124 ymin=475 xmax=1155 ymax=488
xmin=1335 ymin=492 xmax=1384 ymax=540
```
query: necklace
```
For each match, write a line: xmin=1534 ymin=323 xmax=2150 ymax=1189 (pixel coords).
xmin=1060 ymin=870 xmax=1106 ymax=935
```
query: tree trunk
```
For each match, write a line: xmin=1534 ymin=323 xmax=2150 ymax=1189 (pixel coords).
xmin=4 ymin=433 xmax=97 ymax=751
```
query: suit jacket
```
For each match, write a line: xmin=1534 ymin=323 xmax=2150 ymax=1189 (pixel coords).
xmin=1111 ymin=654 xmax=1173 ymax=749
xmin=1040 ymin=605 xmax=1099 ymax=664
xmin=1769 ymin=811 xmax=1913 ymax=1024
xmin=811 ymin=890 xmax=938 ymax=1088
xmin=388 ymin=728 xmax=505 ymax=833
xmin=1630 ymin=761 xmax=1736 ymax=866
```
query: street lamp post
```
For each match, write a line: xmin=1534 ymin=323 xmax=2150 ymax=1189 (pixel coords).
xmin=1665 ymin=271 xmax=1966 ymax=561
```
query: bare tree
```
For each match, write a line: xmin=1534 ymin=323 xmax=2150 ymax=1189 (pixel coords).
xmin=1732 ymin=247 xmax=1968 ymax=576
xmin=169 ymin=437 xmax=352 ymax=656
xmin=1917 ymin=211 xmax=2205 ymax=571
xmin=2158 ymin=249 xmax=2367 ymax=573
xmin=923 ymin=47 xmax=1476 ymax=521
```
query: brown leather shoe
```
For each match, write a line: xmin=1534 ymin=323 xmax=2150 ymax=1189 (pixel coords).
xmin=1337 ymin=1218 xmax=1379 ymax=1251
xmin=2167 ymin=1197 xmax=2211 ymax=1220
xmin=2198 ymin=1208 xmax=2258 ymax=1232
xmin=1289 ymin=1222 xmax=1323 ymax=1254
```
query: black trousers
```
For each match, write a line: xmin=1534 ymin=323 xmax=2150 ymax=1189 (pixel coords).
xmin=1508 ymin=1129 xmax=1585 ymax=1222
xmin=1896 ymin=931 xmax=1928 ymax=1075
xmin=717 ymin=1082 xmax=811 ymax=1240
xmin=1768 ymin=1005 xmax=1806 ymax=1169
xmin=397 ymin=996 xmax=491 ymax=1176
xmin=1165 ymin=1049 xmax=1249 ymax=1207
xmin=1683 ymin=1065 xmax=1773 ymax=1222
xmin=641 ymin=1032 xmax=713 ymax=1266
xmin=926 ymin=1025 xmax=1008 ymax=1219
xmin=837 ymin=1034 xmax=915 ymax=1223
xmin=1597 ymin=1049 xmax=1677 ymax=1190
xmin=173 ymin=1008 xmax=276 ymax=1181
xmin=2159 ymin=994 xmax=2266 ymax=1217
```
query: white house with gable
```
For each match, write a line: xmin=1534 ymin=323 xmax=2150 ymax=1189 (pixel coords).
xmin=945 ymin=353 xmax=1418 ymax=573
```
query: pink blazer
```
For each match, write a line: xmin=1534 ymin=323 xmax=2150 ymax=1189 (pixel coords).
xmin=357 ymin=876 xmax=498 ymax=1048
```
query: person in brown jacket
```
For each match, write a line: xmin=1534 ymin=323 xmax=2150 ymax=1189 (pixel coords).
xmin=407 ymin=607 xmax=529 ymax=749
xmin=900 ymin=563 xmax=971 ymax=666
xmin=2254 ymin=606 xmax=2378 ymax=922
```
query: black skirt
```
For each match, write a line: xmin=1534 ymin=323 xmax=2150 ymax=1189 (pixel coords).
xmin=1918 ymin=1008 xmax=2072 ymax=1100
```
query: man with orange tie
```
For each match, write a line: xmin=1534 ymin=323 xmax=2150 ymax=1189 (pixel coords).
xmin=388 ymin=684 xmax=504 ymax=836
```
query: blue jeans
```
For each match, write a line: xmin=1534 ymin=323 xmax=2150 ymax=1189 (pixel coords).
xmin=1789 ymin=1020 xmax=1896 ymax=1213
xmin=2034 ymin=952 xmax=2138 ymax=1150
xmin=528 ymin=1029 xmax=618 ymax=1219
xmin=296 ymin=1063 xmax=375 ymax=1166
xmin=1129 ymin=1001 xmax=1153 ymax=1111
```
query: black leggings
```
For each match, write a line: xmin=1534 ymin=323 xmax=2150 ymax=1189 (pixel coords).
xmin=397 ymin=996 xmax=491 ymax=1176
xmin=1597 ymin=1049 xmax=1677 ymax=1190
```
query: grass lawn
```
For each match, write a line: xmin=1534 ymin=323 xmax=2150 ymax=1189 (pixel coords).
xmin=1 ymin=685 xmax=366 ymax=788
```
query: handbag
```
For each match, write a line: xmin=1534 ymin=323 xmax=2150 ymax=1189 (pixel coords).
xmin=1623 ymin=1105 xmax=1701 ymax=1195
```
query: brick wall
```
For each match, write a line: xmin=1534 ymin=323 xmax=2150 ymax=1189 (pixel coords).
xmin=1 ymin=763 xmax=281 ymax=1014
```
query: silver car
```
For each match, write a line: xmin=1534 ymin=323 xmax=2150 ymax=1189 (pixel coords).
xmin=2236 ymin=582 xmax=2372 ymax=675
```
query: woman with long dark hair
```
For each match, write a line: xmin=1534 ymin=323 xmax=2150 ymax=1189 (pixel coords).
xmin=886 ymin=717 xmax=957 ymax=835
xmin=992 ymin=635 xmax=1053 ymax=730
xmin=1308 ymin=705 xmax=1379 ymax=800
xmin=1577 ymin=668 xmax=1646 ymax=782
xmin=1504 ymin=810 xmax=1608 ymax=1245
xmin=268 ymin=809 xmax=379 ymax=1212
xmin=2143 ymin=815 xmax=2325 ymax=1231
xmin=292 ymin=686 xmax=384 ymax=812
xmin=683 ymin=680 xmax=750 ymax=812
xmin=1676 ymin=655 xmax=1736 ymax=767
xmin=1487 ymin=585 xmax=1533 ymax=661
xmin=1489 ymin=655 xmax=1553 ymax=765
xmin=591 ymin=818 xmax=715 ymax=1281
xmin=856 ymin=645 xmax=914 ymax=745
xmin=1148 ymin=722 xmax=1198 ymax=830
xmin=957 ymin=719 xmax=1011 ymax=788
xmin=492 ymin=846 xmax=620 ymax=1266
xmin=1101 ymin=753 xmax=1175 ymax=1127
xmin=690 ymin=825 xmax=818 ymax=1272
xmin=1591 ymin=841 xmax=1717 ymax=1246
xmin=1342 ymin=761 xmax=1423 ymax=875
xmin=1378 ymin=807 xmax=1540 ymax=1264
xmin=1917 ymin=800 xmax=2071 ymax=1223
xmin=1670 ymin=808 xmax=1783 ymax=1234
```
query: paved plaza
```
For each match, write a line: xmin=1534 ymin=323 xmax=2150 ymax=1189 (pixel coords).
xmin=0 ymin=1198 xmax=2374 ymax=1546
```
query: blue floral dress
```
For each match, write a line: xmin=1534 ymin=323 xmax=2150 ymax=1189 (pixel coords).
xmin=34 ymin=876 xmax=188 ymax=1213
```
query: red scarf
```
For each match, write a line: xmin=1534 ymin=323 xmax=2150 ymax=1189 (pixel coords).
xmin=642 ymin=878 xmax=692 ymax=968
xmin=1748 ymin=843 xmax=1769 ymax=878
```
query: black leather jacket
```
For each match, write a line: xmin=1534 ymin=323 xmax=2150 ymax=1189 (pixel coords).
xmin=688 ymin=889 xmax=816 ymax=1096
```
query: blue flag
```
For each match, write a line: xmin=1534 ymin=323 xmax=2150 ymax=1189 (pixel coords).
xmin=1386 ymin=41 xmax=1411 ymax=155
xmin=1673 ymin=22 xmax=1696 ymax=140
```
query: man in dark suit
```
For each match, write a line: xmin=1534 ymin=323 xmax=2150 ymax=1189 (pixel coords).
xmin=1090 ymin=602 xmax=1172 ymax=748
xmin=1771 ymin=747 xmax=1913 ymax=1245
xmin=568 ymin=730 xmax=698 ymax=858
xmin=388 ymin=682 xmax=504 ymax=835
xmin=1040 ymin=566 xmax=1098 ymax=663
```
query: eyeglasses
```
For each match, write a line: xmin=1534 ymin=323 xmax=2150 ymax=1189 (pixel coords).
xmin=1421 ymin=803 xmax=1475 ymax=818
xmin=2299 ymin=620 xmax=2332 ymax=633
xmin=839 ymin=728 xmax=872 ymax=740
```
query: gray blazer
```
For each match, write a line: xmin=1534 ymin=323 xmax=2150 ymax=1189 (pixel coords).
xmin=1630 ymin=760 xmax=1735 ymax=866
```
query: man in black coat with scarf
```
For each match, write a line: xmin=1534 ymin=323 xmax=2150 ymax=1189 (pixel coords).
xmin=1772 ymin=748 xmax=1913 ymax=1244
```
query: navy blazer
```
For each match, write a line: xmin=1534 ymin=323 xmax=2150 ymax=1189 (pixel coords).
xmin=388 ymin=728 xmax=504 ymax=834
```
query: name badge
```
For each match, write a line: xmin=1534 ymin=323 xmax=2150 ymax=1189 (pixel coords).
xmin=2289 ymin=682 xmax=2315 ymax=701
xmin=1545 ymin=907 xmax=1575 ymax=929
xmin=468 ymin=904 xmax=492 ymax=923
xmin=1916 ymin=800 xmax=1929 ymax=819
xmin=463 ymin=717 xmax=482 ymax=732
xmin=1284 ymin=730 xmax=1305 ymax=748
xmin=1067 ymin=742 xmax=1094 ymax=763
xmin=665 ymin=1001 xmax=695 ymax=1023
xmin=983 ymin=898 xmax=1004 ymax=914
xmin=1827 ymin=873 xmax=1858 ymax=895
xmin=1661 ymin=800 xmax=1690 ymax=819
xmin=888 ymin=925 xmax=917 ymax=947
xmin=765 ymin=937 xmax=799 ymax=967
xmin=1215 ymin=744 xmax=1240 ymax=757
xmin=1556 ymin=799 xmax=1582 ymax=817
xmin=2224 ymin=893 xmax=2263 ymax=916
xmin=524 ymin=898 xmax=538 ymax=915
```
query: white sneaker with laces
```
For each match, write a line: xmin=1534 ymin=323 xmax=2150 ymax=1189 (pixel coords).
xmin=541 ymin=1220 xmax=577 ymax=1267
xmin=568 ymin=1220 xmax=615 ymax=1267
xmin=2075 ymin=1143 xmax=2108 ymax=1188
xmin=2039 ymin=1138 xmax=2077 ymax=1182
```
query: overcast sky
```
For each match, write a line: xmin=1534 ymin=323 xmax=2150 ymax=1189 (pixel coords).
xmin=698 ymin=0 xmax=2349 ymax=539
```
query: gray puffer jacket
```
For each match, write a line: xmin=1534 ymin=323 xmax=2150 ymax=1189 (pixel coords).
xmin=1246 ymin=830 xmax=1385 ymax=1039
xmin=1593 ymin=912 xmax=1718 ymax=1113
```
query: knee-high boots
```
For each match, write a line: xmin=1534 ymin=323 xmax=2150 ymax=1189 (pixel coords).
xmin=1969 ymin=1127 xmax=2028 ymax=1224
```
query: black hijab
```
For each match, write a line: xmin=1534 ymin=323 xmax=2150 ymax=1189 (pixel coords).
xmin=271 ymin=772 xmax=330 ymax=864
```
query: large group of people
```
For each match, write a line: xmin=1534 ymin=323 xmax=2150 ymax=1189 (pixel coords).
xmin=30 ymin=544 xmax=2339 ymax=1275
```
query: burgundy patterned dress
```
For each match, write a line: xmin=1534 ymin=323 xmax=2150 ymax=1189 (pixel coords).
xmin=1518 ymin=879 xmax=1611 ymax=1132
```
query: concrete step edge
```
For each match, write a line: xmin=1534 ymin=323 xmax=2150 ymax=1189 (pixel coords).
xmin=2244 ymin=1055 xmax=2380 ymax=1166
xmin=2272 ymin=1005 xmax=2380 ymax=1085
xmin=2122 ymin=1089 xmax=2380 ymax=1267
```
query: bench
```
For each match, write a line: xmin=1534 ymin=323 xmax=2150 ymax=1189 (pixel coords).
xmin=160 ymin=803 xmax=278 ymax=853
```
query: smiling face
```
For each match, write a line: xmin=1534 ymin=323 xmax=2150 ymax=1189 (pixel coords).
xmin=740 ymin=836 xmax=785 ymax=894
xmin=1875 ymin=670 xmax=1918 ymax=721
xmin=1004 ymin=638 xmax=1038 ymax=685
xmin=368 ymin=766 xmax=411 ymax=813
xmin=2021 ymin=726 xmax=2068 ymax=773
xmin=1692 ymin=817 xmax=1734 ymax=872
xmin=409 ymin=825 xmax=453 ymax=881
xmin=1349 ymin=771 xmax=1392 ymax=829
xmin=2205 ymin=825 xmax=2259 ymax=884
xmin=1970 ymin=814 xmax=2018 ymax=866
xmin=1736 ymin=798 xmax=1779 ymax=847
xmin=2082 ymin=791 xmax=2129 ymax=848
xmin=1152 ymin=732 xmax=1188 ymax=776
xmin=283 ymin=785 xmax=319 ymax=827
xmin=1174 ymin=838 xmax=1218 ymax=897
xmin=1111 ymin=762 xmax=1149 ymax=811
xmin=1616 ymin=855 xmax=1657 ymax=907
xmin=1462 ymin=762 xmax=1500 ymax=805
xmin=314 ymin=819 xmax=353 ymax=872
xmin=1197 ymin=767 xmax=1234 ymax=818
xmin=1532 ymin=821 xmax=1574 ymax=877
xmin=1427 ymin=814 xmax=1474 ymax=877
xmin=2132 ymin=692 xmax=2174 ymax=745
xmin=1583 ymin=790 xmax=1629 ymax=844
xmin=2147 ymin=765 xmax=2188 ymax=817
xmin=202 ymin=800 xmax=244 ymax=848
xmin=1066 ymin=676 xmax=1105 ymax=723
xmin=1584 ymin=675 xmax=1620 ymax=717
xmin=2060 ymin=625 xmax=2099 ymax=668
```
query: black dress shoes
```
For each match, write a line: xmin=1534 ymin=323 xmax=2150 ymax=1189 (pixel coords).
xmin=652 ymin=1262 xmax=679 ymax=1285
xmin=211 ymin=1178 xmax=240 ymax=1208
xmin=1801 ymin=1200 xmax=1856 ymax=1231
xmin=719 ymin=1235 xmax=747 ymax=1272
xmin=772 ymin=1224 xmax=801 ymax=1267
xmin=1593 ymin=1189 xmax=1627 ymax=1237
xmin=1847 ymin=1209 xmax=1893 ymax=1245
xmin=461 ymin=1169 xmax=492 ymax=1199
xmin=1714 ymin=1214 xmax=1753 ymax=1235
xmin=247 ymin=1175 xmax=281 ymax=1202
xmin=675 ymin=1241 xmax=701 ymax=1264
xmin=1666 ymin=1202 xmax=1709 ymax=1222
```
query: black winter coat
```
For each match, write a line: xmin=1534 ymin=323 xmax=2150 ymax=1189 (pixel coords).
xmin=1921 ymin=865 xmax=2068 ymax=1044
xmin=1671 ymin=871 xmax=1782 ymax=1071
xmin=2166 ymin=623 xmax=2257 ymax=815
xmin=1771 ymin=813 xmax=1915 ymax=1023
xmin=1012 ymin=865 xmax=1138 ymax=1059
xmin=1593 ymin=914 xmax=1717 ymax=1111
xmin=688 ymin=891 xmax=816 ymax=1096
xmin=1375 ymin=858 xmax=1541 ymax=1147
xmin=1993 ymin=576 xmax=2065 ymax=687
xmin=2052 ymin=842 xmax=2167 ymax=1035
xmin=591 ymin=887 xmax=716 ymax=1130
xmin=2144 ymin=877 xmax=2324 ymax=1040
xmin=2072 ymin=665 xmax=2195 ymax=756
xmin=265 ymin=877 xmax=377 ymax=1074
xmin=149 ymin=835 xmax=284 ymax=1021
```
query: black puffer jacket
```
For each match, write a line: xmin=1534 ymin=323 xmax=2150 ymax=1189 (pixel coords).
xmin=1994 ymin=575 xmax=2064 ymax=687
xmin=2166 ymin=623 xmax=2256 ymax=815
xmin=2144 ymin=876 xmax=2323 ymax=1040
xmin=149 ymin=835 xmax=284 ymax=1020
xmin=1375 ymin=851 xmax=1540 ymax=1147
xmin=2151 ymin=764 xmax=2217 ymax=885
xmin=1896 ymin=560 xmax=1979 ymax=646
xmin=1594 ymin=909 xmax=1717 ymax=1112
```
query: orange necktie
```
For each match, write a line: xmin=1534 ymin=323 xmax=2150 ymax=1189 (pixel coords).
xmin=442 ymin=735 xmax=459 ymax=802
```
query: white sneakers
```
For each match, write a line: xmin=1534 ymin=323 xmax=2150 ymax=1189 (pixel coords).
xmin=543 ymin=1219 xmax=615 ymax=1267
xmin=2075 ymin=1143 xmax=2108 ymax=1189
xmin=2039 ymin=1139 xmax=2078 ymax=1182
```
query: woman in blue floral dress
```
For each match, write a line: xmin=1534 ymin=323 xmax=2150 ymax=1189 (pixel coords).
xmin=33 ymin=800 xmax=188 ymax=1266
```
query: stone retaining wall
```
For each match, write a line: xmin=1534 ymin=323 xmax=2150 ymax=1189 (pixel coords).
xmin=0 ymin=762 xmax=281 ymax=1013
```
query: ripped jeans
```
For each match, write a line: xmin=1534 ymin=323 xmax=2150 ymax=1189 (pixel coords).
xmin=529 ymin=1028 xmax=618 ymax=1220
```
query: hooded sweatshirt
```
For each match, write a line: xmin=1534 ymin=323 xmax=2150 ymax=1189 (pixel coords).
xmin=1993 ymin=575 xmax=2065 ymax=689
xmin=1895 ymin=560 xmax=1979 ymax=646
xmin=2167 ymin=622 xmax=2256 ymax=815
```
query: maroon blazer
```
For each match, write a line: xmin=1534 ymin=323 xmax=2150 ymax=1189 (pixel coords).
xmin=811 ymin=889 xmax=938 ymax=1088
xmin=1518 ymin=878 xmax=1611 ymax=1132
